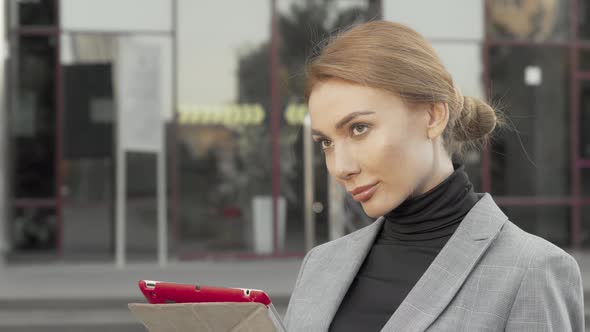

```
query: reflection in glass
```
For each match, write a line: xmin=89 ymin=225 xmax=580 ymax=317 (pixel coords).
xmin=18 ymin=0 xmax=56 ymax=26
xmin=61 ymin=33 xmax=173 ymax=260
xmin=126 ymin=153 xmax=158 ymax=257
xmin=488 ymin=0 xmax=569 ymax=41
xmin=278 ymin=0 xmax=379 ymax=251
xmin=174 ymin=1 xmax=274 ymax=255
xmin=59 ymin=36 xmax=117 ymax=259
xmin=489 ymin=46 xmax=570 ymax=196
xmin=13 ymin=36 xmax=56 ymax=198
xmin=177 ymin=124 xmax=266 ymax=252
xmin=11 ymin=207 xmax=56 ymax=250
xmin=63 ymin=63 xmax=114 ymax=166
xmin=63 ymin=204 xmax=112 ymax=259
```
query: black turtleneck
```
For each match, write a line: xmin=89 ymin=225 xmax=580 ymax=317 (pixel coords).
xmin=329 ymin=165 xmax=480 ymax=332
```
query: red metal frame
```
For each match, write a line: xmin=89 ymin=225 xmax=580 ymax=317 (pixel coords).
xmin=270 ymin=0 xmax=280 ymax=255
xmin=59 ymin=29 xmax=172 ymax=36
xmin=14 ymin=26 xmax=58 ymax=35
xmin=13 ymin=198 xmax=57 ymax=208
xmin=178 ymin=251 xmax=308 ymax=261
xmin=10 ymin=1 xmax=63 ymax=255
xmin=12 ymin=0 xmax=179 ymax=260
xmin=571 ymin=0 xmax=583 ymax=248
xmin=482 ymin=0 xmax=492 ymax=193
xmin=54 ymin=0 xmax=64 ymax=257
xmin=61 ymin=197 xmax=156 ymax=208
xmin=171 ymin=0 xmax=180 ymax=258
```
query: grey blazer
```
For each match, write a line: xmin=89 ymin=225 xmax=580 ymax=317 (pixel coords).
xmin=284 ymin=194 xmax=584 ymax=331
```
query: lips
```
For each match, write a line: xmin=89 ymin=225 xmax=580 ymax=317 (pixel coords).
xmin=349 ymin=183 xmax=379 ymax=203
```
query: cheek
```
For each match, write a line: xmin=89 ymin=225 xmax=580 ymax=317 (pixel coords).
xmin=368 ymin=130 xmax=432 ymax=183
xmin=362 ymin=130 xmax=407 ymax=165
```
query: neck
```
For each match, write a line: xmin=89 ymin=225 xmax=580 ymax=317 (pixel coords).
xmin=381 ymin=164 xmax=480 ymax=242
xmin=411 ymin=150 xmax=454 ymax=198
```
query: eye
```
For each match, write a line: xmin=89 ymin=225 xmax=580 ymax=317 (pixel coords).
xmin=318 ymin=138 xmax=333 ymax=150
xmin=351 ymin=123 xmax=370 ymax=136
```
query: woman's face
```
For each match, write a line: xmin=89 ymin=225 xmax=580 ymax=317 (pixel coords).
xmin=309 ymin=79 xmax=439 ymax=218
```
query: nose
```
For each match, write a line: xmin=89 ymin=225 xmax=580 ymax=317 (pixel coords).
xmin=332 ymin=143 xmax=360 ymax=181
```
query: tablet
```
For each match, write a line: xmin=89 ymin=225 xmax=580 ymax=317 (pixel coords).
xmin=137 ymin=280 xmax=286 ymax=331
xmin=138 ymin=280 xmax=272 ymax=306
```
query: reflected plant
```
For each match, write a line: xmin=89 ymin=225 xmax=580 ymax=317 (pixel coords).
xmin=279 ymin=0 xmax=380 ymax=99
xmin=234 ymin=0 xmax=380 ymax=221
xmin=233 ymin=125 xmax=299 ymax=203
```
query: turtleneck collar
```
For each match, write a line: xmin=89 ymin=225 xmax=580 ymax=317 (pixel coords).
xmin=380 ymin=164 xmax=480 ymax=242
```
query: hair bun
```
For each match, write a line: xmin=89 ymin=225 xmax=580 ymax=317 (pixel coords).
xmin=453 ymin=96 xmax=497 ymax=142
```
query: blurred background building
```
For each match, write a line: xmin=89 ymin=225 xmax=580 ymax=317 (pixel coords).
xmin=2 ymin=0 xmax=590 ymax=331
xmin=3 ymin=0 xmax=590 ymax=263
xmin=1 ymin=0 xmax=590 ymax=265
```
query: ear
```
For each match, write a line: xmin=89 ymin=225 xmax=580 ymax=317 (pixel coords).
xmin=426 ymin=102 xmax=449 ymax=140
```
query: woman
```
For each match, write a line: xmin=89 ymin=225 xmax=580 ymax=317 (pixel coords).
xmin=283 ymin=21 xmax=584 ymax=332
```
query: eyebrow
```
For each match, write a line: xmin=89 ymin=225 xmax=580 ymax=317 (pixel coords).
xmin=311 ymin=111 xmax=376 ymax=137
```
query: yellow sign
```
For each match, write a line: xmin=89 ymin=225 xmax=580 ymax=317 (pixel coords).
xmin=177 ymin=104 xmax=266 ymax=126
xmin=284 ymin=104 xmax=308 ymax=126
xmin=178 ymin=103 xmax=308 ymax=126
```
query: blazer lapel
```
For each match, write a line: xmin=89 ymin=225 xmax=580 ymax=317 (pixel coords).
xmin=380 ymin=194 xmax=508 ymax=332
xmin=312 ymin=217 xmax=385 ymax=331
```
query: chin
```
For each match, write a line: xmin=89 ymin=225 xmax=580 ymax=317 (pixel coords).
xmin=360 ymin=196 xmax=405 ymax=218
xmin=360 ymin=203 xmax=389 ymax=219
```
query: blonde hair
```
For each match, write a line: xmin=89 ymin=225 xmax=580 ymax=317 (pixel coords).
xmin=305 ymin=21 xmax=498 ymax=156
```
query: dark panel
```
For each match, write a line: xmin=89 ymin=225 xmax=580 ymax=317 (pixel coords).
xmin=18 ymin=0 xmax=56 ymax=26
xmin=489 ymin=46 xmax=570 ymax=196
xmin=13 ymin=36 xmax=56 ymax=198
xmin=63 ymin=64 xmax=113 ymax=159
xmin=501 ymin=205 xmax=570 ymax=247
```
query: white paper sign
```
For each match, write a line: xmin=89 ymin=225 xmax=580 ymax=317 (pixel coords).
xmin=525 ymin=66 xmax=542 ymax=86
xmin=116 ymin=38 xmax=162 ymax=152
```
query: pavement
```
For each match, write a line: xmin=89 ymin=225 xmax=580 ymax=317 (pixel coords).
xmin=0 ymin=258 xmax=301 ymax=331
xmin=1 ymin=250 xmax=590 ymax=331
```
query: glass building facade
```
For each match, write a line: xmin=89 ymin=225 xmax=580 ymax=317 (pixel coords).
xmin=3 ymin=0 xmax=590 ymax=263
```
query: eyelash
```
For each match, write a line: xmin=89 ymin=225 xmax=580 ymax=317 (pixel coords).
xmin=317 ymin=123 xmax=371 ymax=151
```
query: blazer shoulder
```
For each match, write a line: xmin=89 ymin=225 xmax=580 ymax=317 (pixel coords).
xmin=503 ymin=220 xmax=584 ymax=331
xmin=498 ymin=219 xmax=580 ymax=272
